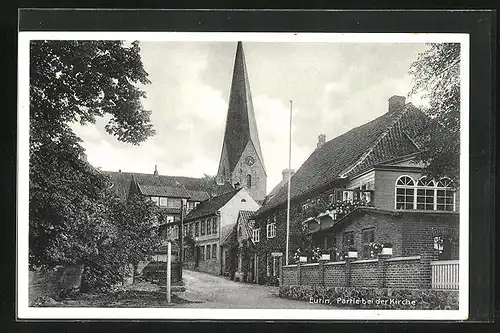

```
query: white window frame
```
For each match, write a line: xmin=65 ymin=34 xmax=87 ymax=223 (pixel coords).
xmin=395 ymin=175 xmax=456 ymax=212
xmin=267 ymin=223 xmax=276 ymax=239
xmin=252 ymin=228 xmax=260 ymax=243
xmin=394 ymin=175 xmax=416 ymax=210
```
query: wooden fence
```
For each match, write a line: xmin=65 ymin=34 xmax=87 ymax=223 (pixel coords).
xmin=430 ymin=260 xmax=459 ymax=290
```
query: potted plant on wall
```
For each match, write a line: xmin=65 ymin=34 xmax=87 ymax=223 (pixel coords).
xmin=293 ymin=248 xmax=308 ymax=263
xmin=347 ymin=246 xmax=358 ymax=259
xmin=382 ymin=242 xmax=393 ymax=256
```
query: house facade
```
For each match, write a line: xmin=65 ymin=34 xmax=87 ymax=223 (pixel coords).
xmin=182 ymin=187 xmax=261 ymax=276
xmin=250 ymin=95 xmax=460 ymax=285
xmin=104 ymin=167 xmax=216 ymax=243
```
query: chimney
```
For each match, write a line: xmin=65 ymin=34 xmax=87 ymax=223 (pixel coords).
xmin=317 ymin=134 xmax=326 ymax=149
xmin=154 ymin=165 xmax=158 ymax=176
xmin=282 ymin=168 xmax=295 ymax=181
xmin=388 ymin=95 xmax=406 ymax=113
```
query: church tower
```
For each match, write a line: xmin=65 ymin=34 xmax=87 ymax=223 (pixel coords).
xmin=216 ymin=42 xmax=267 ymax=202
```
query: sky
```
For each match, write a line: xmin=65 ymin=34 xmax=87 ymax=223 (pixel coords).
xmin=72 ymin=41 xmax=429 ymax=193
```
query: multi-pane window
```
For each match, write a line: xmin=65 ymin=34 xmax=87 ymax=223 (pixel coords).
xmin=206 ymin=244 xmax=211 ymax=259
xmin=252 ymin=228 xmax=260 ymax=243
xmin=200 ymin=245 xmax=205 ymax=261
xmin=266 ymin=223 xmax=276 ymax=239
xmin=159 ymin=197 xmax=168 ymax=207
xmin=362 ymin=228 xmax=375 ymax=258
xmin=396 ymin=176 xmax=455 ymax=211
xmin=437 ymin=179 xmax=455 ymax=211
xmin=396 ymin=176 xmax=415 ymax=209
xmin=416 ymin=178 xmax=436 ymax=210
xmin=188 ymin=223 xmax=193 ymax=236
xmin=201 ymin=220 xmax=206 ymax=236
xmin=212 ymin=217 xmax=218 ymax=234
xmin=167 ymin=198 xmax=182 ymax=208
xmin=343 ymin=231 xmax=354 ymax=247
xmin=211 ymin=244 xmax=217 ymax=258
xmin=195 ymin=222 xmax=200 ymax=237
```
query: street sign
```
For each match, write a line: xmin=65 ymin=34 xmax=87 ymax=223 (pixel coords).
xmin=271 ymin=252 xmax=283 ymax=257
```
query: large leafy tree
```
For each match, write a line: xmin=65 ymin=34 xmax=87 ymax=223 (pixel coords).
xmin=29 ymin=40 xmax=158 ymax=288
xmin=409 ymin=43 xmax=460 ymax=184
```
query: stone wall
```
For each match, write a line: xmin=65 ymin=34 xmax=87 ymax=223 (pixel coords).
xmin=29 ymin=265 xmax=84 ymax=304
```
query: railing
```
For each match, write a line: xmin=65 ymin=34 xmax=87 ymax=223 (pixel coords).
xmin=430 ymin=260 xmax=459 ymax=290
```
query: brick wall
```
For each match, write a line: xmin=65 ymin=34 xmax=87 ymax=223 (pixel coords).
xmin=385 ymin=257 xmax=423 ymax=289
xmin=401 ymin=213 xmax=459 ymax=259
xmin=301 ymin=264 xmax=322 ymax=286
xmin=324 ymin=262 xmax=346 ymax=287
xmin=282 ymin=256 xmax=430 ymax=290
xmin=350 ymin=260 xmax=379 ymax=287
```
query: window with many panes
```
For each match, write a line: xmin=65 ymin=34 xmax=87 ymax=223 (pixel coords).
xmin=206 ymin=244 xmax=211 ymax=259
xmin=416 ymin=178 xmax=436 ymax=210
xmin=343 ymin=231 xmax=354 ymax=247
xmin=436 ymin=179 xmax=455 ymax=211
xmin=252 ymin=228 xmax=260 ymax=243
xmin=212 ymin=217 xmax=218 ymax=234
xmin=200 ymin=246 xmax=205 ymax=261
xmin=195 ymin=222 xmax=200 ymax=237
xmin=211 ymin=244 xmax=217 ymax=258
xmin=188 ymin=223 xmax=193 ymax=236
xmin=201 ymin=220 xmax=206 ymax=236
xmin=396 ymin=176 xmax=455 ymax=211
xmin=396 ymin=176 xmax=415 ymax=209
xmin=362 ymin=228 xmax=375 ymax=258
xmin=266 ymin=223 xmax=276 ymax=238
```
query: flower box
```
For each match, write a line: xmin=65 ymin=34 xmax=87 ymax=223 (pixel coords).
xmin=381 ymin=247 xmax=393 ymax=255
xmin=347 ymin=251 xmax=358 ymax=259
xmin=320 ymin=254 xmax=331 ymax=261
xmin=299 ymin=256 xmax=308 ymax=263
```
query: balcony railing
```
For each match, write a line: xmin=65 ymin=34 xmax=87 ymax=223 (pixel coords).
xmin=300 ymin=189 xmax=374 ymax=232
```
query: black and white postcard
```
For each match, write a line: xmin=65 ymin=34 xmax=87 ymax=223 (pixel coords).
xmin=18 ymin=28 xmax=470 ymax=320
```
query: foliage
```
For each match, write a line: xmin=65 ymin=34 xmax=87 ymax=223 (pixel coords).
xmin=279 ymin=285 xmax=459 ymax=310
xmin=199 ymin=174 xmax=221 ymax=197
xmin=29 ymin=40 xmax=157 ymax=290
xmin=409 ymin=43 xmax=460 ymax=184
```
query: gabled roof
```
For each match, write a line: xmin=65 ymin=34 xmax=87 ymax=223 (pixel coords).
xmin=236 ymin=210 xmax=254 ymax=241
xmin=103 ymin=171 xmax=211 ymax=202
xmin=184 ymin=188 xmax=243 ymax=221
xmin=219 ymin=42 xmax=266 ymax=174
xmin=137 ymin=183 xmax=190 ymax=198
xmin=255 ymin=103 xmax=430 ymax=217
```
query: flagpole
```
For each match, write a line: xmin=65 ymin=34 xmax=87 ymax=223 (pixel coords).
xmin=286 ymin=100 xmax=292 ymax=266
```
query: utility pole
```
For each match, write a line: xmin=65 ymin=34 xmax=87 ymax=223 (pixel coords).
xmin=166 ymin=241 xmax=171 ymax=303
xmin=286 ymin=100 xmax=293 ymax=266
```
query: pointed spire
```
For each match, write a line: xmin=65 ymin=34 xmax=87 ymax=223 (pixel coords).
xmin=219 ymin=42 xmax=266 ymax=175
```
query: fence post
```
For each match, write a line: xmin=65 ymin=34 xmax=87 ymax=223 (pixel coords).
xmin=377 ymin=255 xmax=388 ymax=288
xmin=419 ymin=251 xmax=433 ymax=289
xmin=297 ymin=262 xmax=302 ymax=285
xmin=345 ymin=258 xmax=353 ymax=287
xmin=319 ymin=260 xmax=325 ymax=286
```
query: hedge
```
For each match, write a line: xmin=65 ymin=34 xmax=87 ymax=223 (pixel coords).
xmin=279 ymin=285 xmax=459 ymax=310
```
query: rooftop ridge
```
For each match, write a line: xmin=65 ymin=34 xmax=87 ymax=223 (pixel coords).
xmin=340 ymin=105 xmax=409 ymax=178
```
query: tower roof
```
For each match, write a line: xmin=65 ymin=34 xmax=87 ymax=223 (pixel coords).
xmin=220 ymin=42 xmax=266 ymax=174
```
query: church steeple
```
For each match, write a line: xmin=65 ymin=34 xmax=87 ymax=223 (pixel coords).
xmin=216 ymin=42 xmax=267 ymax=202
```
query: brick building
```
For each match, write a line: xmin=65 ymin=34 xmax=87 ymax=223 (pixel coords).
xmin=249 ymin=95 xmax=459 ymax=285
xmin=182 ymin=187 xmax=260 ymax=276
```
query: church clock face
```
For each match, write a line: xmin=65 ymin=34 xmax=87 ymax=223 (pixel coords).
xmin=246 ymin=156 xmax=255 ymax=166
